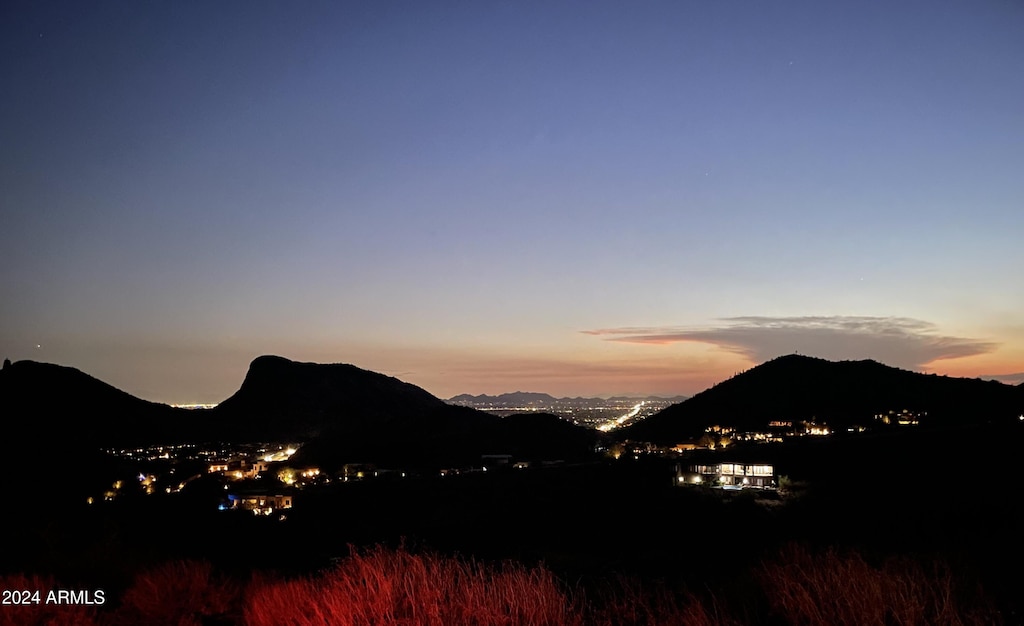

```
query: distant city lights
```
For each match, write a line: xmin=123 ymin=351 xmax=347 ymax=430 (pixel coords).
xmin=596 ymin=401 xmax=645 ymax=432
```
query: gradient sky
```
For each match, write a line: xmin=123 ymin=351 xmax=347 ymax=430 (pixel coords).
xmin=2 ymin=1 xmax=1023 ymax=403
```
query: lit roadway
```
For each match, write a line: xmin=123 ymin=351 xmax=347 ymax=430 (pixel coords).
xmin=596 ymin=401 xmax=645 ymax=432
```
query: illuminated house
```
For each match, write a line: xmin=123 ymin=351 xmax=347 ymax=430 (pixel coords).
xmin=874 ymin=409 xmax=925 ymax=426
xmin=675 ymin=462 xmax=776 ymax=489
xmin=246 ymin=460 xmax=270 ymax=478
xmin=672 ymin=441 xmax=700 ymax=452
xmin=227 ymin=490 xmax=294 ymax=515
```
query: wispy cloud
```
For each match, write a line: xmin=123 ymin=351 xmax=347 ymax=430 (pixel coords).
xmin=980 ymin=372 xmax=1024 ymax=385
xmin=583 ymin=316 xmax=997 ymax=370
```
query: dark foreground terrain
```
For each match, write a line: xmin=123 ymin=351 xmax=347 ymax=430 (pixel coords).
xmin=3 ymin=421 xmax=1023 ymax=624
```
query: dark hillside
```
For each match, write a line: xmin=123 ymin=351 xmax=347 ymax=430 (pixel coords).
xmin=622 ymin=354 xmax=1022 ymax=443
xmin=0 ymin=360 xmax=184 ymax=447
xmin=208 ymin=355 xmax=449 ymax=440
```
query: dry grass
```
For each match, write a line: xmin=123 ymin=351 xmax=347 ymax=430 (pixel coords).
xmin=758 ymin=544 xmax=1001 ymax=626
xmin=244 ymin=545 xmax=580 ymax=626
xmin=2 ymin=543 xmax=1004 ymax=625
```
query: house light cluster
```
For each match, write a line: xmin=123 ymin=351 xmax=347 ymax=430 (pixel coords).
xmin=676 ymin=462 xmax=776 ymax=490
xmin=874 ymin=409 xmax=925 ymax=426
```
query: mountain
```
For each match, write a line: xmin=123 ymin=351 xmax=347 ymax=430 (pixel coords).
xmin=215 ymin=360 xmax=601 ymax=469
xmin=0 ymin=359 xmax=186 ymax=448
xmin=618 ymin=354 xmax=1024 ymax=444
xmin=208 ymin=355 xmax=450 ymax=441
xmin=0 ymin=356 xmax=600 ymax=471
xmin=0 ymin=360 xmax=196 ymax=508
xmin=498 ymin=411 xmax=604 ymax=460
xmin=290 ymin=408 xmax=601 ymax=471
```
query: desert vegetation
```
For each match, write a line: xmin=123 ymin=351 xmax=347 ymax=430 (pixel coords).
xmin=0 ymin=543 xmax=1002 ymax=626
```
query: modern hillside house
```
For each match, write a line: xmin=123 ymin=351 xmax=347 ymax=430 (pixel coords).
xmin=675 ymin=462 xmax=776 ymax=489
xmin=226 ymin=491 xmax=294 ymax=515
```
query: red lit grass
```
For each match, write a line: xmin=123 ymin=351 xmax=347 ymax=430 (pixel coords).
xmin=244 ymin=544 xmax=580 ymax=626
xmin=2 ymin=543 xmax=1003 ymax=625
xmin=758 ymin=544 xmax=1000 ymax=626
xmin=242 ymin=544 xmax=1003 ymax=626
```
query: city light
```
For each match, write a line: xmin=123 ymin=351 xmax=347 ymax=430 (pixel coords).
xmin=596 ymin=401 xmax=645 ymax=432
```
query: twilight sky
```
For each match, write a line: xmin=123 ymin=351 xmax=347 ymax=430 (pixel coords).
xmin=2 ymin=1 xmax=1023 ymax=403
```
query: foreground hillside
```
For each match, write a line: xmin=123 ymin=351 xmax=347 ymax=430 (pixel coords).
xmin=3 ymin=418 xmax=1023 ymax=622
xmin=1 ymin=543 xmax=1001 ymax=626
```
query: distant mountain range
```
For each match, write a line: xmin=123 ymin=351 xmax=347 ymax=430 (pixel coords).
xmin=618 ymin=354 xmax=1024 ymax=444
xmin=448 ymin=391 xmax=689 ymax=408
xmin=450 ymin=391 xmax=561 ymax=405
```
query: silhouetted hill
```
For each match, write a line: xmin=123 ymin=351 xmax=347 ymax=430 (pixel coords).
xmin=619 ymin=354 xmax=1024 ymax=444
xmin=210 ymin=358 xmax=595 ymax=467
xmin=0 ymin=360 xmax=185 ymax=448
xmin=500 ymin=412 xmax=602 ymax=460
xmin=0 ymin=360 xmax=193 ymax=508
xmin=208 ymin=355 xmax=449 ymax=440
xmin=232 ymin=360 xmax=606 ymax=468
xmin=290 ymin=407 xmax=600 ymax=471
xmin=0 ymin=356 xmax=600 ymax=475
xmin=210 ymin=358 xmax=597 ymax=468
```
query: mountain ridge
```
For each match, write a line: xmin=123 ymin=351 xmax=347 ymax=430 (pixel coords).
xmin=0 ymin=359 xmax=187 ymax=447
xmin=0 ymin=355 xmax=601 ymax=470
xmin=617 ymin=354 xmax=1024 ymax=443
xmin=209 ymin=355 xmax=449 ymax=441
xmin=5 ymin=353 xmax=1020 ymax=459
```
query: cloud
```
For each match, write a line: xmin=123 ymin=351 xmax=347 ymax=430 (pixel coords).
xmin=583 ymin=316 xmax=997 ymax=370
xmin=980 ymin=372 xmax=1024 ymax=385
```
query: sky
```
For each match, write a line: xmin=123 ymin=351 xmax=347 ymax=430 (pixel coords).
xmin=2 ymin=0 xmax=1023 ymax=404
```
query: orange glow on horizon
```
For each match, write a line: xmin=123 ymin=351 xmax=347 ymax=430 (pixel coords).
xmin=923 ymin=351 xmax=1024 ymax=385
